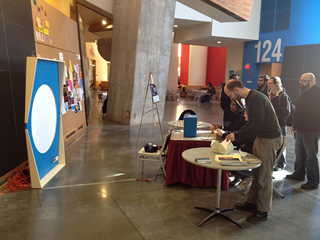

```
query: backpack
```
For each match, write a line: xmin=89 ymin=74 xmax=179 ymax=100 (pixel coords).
xmin=285 ymin=97 xmax=295 ymax=127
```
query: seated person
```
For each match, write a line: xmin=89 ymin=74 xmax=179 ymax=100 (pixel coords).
xmin=180 ymin=87 xmax=187 ymax=98
xmin=201 ymin=82 xmax=216 ymax=103
xmin=214 ymin=107 xmax=255 ymax=186
xmin=211 ymin=100 xmax=246 ymax=132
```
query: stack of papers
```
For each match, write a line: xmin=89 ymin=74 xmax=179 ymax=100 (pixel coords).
xmin=215 ymin=155 xmax=247 ymax=166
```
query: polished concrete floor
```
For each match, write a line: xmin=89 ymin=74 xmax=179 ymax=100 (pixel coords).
xmin=1 ymin=95 xmax=320 ymax=240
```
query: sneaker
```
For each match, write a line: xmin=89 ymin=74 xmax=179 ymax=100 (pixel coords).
xmin=273 ymin=165 xmax=284 ymax=171
xmin=301 ymin=183 xmax=318 ymax=189
xmin=235 ymin=201 xmax=257 ymax=212
xmin=229 ymin=176 xmax=241 ymax=186
xmin=239 ymin=178 xmax=252 ymax=187
xmin=285 ymin=174 xmax=304 ymax=181
xmin=246 ymin=211 xmax=268 ymax=223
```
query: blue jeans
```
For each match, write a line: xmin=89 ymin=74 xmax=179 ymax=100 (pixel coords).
xmin=293 ymin=130 xmax=320 ymax=186
xmin=276 ymin=126 xmax=287 ymax=168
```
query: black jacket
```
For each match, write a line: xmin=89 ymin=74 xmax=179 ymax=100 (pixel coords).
xmin=235 ymin=90 xmax=281 ymax=141
xmin=221 ymin=109 xmax=255 ymax=153
xmin=220 ymin=83 xmax=233 ymax=122
xmin=293 ymin=85 xmax=320 ymax=132
xmin=223 ymin=108 xmax=246 ymax=132
xmin=268 ymin=89 xmax=290 ymax=126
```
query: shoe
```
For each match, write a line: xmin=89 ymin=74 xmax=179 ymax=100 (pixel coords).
xmin=229 ymin=176 xmax=241 ymax=186
xmin=235 ymin=201 xmax=257 ymax=212
xmin=285 ymin=174 xmax=304 ymax=181
xmin=301 ymin=183 xmax=318 ymax=189
xmin=239 ymin=178 xmax=252 ymax=187
xmin=273 ymin=165 xmax=284 ymax=171
xmin=246 ymin=211 xmax=268 ymax=223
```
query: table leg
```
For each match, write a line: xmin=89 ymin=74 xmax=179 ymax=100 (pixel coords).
xmin=195 ymin=169 xmax=243 ymax=228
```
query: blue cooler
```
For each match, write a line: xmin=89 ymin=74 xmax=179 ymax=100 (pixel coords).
xmin=183 ymin=115 xmax=197 ymax=137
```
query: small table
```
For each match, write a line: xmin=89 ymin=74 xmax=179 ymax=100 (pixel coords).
xmin=182 ymin=147 xmax=261 ymax=228
xmin=166 ymin=131 xmax=230 ymax=189
xmin=167 ymin=120 xmax=211 ymax=129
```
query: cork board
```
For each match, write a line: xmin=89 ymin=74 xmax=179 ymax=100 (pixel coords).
xmin=30 ymin=0 xmax=87 ymax=142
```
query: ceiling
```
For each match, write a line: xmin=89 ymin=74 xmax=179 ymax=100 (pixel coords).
xmin=77 ymin=1 xmax=258 ymax=47
xmin=78 ymin=4 xmax=113 ymax=42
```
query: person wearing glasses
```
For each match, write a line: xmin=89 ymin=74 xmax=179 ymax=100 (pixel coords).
xmin=286 ymin=73 xmax=320 ymax=189
xmin=224 ymin=80 xmax=282 ymax=223
xmin=214 ymin=107 xmax=255 ymax=187
xmin=257 ymin=74 xmax=270 ymax=96
xmin=266 ymin=77 xmax=291 ymax=171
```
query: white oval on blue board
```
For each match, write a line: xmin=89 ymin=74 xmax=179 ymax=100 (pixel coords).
xmin=31 ymin=84 xmax=57 ymax=154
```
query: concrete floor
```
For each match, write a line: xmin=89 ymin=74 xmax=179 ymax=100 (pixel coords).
xmin=1 ymin=95 xmax=320 ymax=240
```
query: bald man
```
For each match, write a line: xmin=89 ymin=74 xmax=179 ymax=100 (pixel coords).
xmin=286 ymin=73 xmax=320 ymax=189
xmin=224 ymin=80 xmax=282 ymax=223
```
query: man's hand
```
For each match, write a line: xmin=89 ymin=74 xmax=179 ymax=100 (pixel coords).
xmin=226 ymin=133 xmax=235 ymax=142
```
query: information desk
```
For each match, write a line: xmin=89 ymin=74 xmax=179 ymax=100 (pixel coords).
xmin=165 ymin=131 xmax=230 ymax=190
xmin=182 ymin=147 xmax=261 ymax=228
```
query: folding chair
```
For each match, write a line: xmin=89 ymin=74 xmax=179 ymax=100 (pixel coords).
xmin=243 ymin=136 xmax=286 ymax=198
xmin=137 ymin=133 xmax=170 ymax=180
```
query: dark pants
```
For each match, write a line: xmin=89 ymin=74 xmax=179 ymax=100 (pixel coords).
xmin=293 ymin=130 xmax=320 ymax=187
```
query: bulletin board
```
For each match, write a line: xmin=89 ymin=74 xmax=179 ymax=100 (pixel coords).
xmin=30 ymin=0 xmax=86 ymax=142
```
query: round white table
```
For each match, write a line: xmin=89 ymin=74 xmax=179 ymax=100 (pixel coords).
xmin=167 ymin=120 xmax=211 ymax=129
xmin=182 ymin=147 xmax=261 ymax=228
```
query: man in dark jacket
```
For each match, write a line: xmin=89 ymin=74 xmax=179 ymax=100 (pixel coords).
xmin=220 ymin=74 xmax=238 ymax=125
xmin=224 ymin=80 xmax=282 ymax=223
xmin=286 ymin=73 xmax=320 ymax=189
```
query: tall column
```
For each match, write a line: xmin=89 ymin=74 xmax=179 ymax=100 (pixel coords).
xmin=107 ymin=0 xmax=176 ymax=125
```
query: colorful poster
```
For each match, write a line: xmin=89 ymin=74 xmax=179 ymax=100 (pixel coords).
xmin=61 ymin=96 xmax=66 ymax=115
xmin=68 ymin=79 xmax=72 ymax=91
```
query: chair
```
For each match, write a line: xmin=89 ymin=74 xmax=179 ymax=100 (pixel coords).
xmin=137 ymin=133 xmax=171 ymax=180
xmin=186 ymin=89 xmax=194 ymax=100
xmin=174 ymin=90 xmax=181 ymax=101
xmin=243 ymin=136 xmax=287 ymax=198
xmin=194 ymin=90 xmax=201 ymax=102
xmin=166 ymin=89 xmax=174 ymax=101
xmin=178 ymin=109 xmax=196 ymax=120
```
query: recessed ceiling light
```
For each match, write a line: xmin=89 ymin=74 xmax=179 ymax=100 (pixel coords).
xmin=217 ymin=41 xmax=221 ymax=44
xmin=174 ymin=25 xmax=178 ymax=28
xmin=102 ymin=20 xmax=107 ymax=25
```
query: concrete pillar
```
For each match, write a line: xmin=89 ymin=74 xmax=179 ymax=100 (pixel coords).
xmin=107 ymin=0 xmax=176 ymax=125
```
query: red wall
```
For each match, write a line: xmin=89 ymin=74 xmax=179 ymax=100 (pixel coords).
xmin=180 ymin=44 xmax=190 ymax=85
xmin=206 ymin=47 xmax=227 ymax=87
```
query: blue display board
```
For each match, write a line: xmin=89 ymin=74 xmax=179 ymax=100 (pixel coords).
xmin=26 ymin=59 xmax=61 ymax=180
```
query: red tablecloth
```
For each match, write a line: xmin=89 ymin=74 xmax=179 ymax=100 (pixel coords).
xmin=166 ymin=139 xmax=230 ymax=190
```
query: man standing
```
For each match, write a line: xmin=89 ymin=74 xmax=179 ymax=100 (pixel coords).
xmin=257 ymin=74 xmax=269 ymax=96
xmin=286 ymin=73 xmax=320 ymax=189
xmin=220 ymin=74 xmax=239 ymax=126
xmin=224 ymin=80 xmax=282 ymax=223
xmin=267 ymin=76 xmax=290 ymax=170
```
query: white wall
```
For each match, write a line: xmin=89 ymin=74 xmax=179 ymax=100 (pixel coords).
xmin=86 ymin=42 xmax=109 ymax=87
xmin=225 ymin=43 xmax=244 ymax=82
xmin=167 ymin=38 xmax=179 ymax=90
xmin=188 ymin=45 xmax=207 ymax=86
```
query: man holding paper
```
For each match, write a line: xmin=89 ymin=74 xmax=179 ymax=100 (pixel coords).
xmin=224 ymin=80 xmax=282 ymax=223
